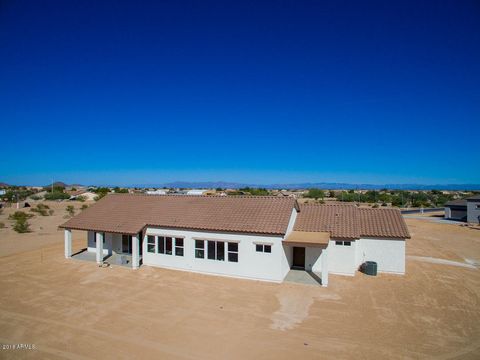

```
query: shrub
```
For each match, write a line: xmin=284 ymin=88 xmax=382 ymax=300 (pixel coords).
xmin=9 ymin=211 xmax=34 ymax=221
xmin=304 ymin=189 xmax=325 ymax=200
xmin=81 ymin=204 xmax=88 ymax=211
xmin=66 ymin=205 xmax=75 ymax=217
xmin=0 ymin=222 xmax=5 ymax=229
xmin=13 ymin=218 xmax=30 ymax=233
xmin=30 ymin=203 xmax=51 ymax=216
xmin=44 ymin=192 xmax=70 ymax=201
xmin=30 ymin=195 xmax=43 ymax=201
xmin=75 ymin=195 xmax=86 ymax=202
xmin=48 ymin=209 xmax=54 ymax=215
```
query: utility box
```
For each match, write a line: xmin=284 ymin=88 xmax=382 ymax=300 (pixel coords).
xmin=362 ymin=261 xmax=378 ymax=276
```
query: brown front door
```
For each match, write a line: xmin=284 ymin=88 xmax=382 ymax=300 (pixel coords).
xmin=292 ymin=247 xmax=305 ymax=269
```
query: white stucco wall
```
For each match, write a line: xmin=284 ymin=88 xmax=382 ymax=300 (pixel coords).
xmin=327 ymin=240 xmax=357 ymax=275
xmin=356 ymin=238 xmax=405 ymax=274
xmin=87 ymin=231 xmax=111 ymax=255
xmin=305 ymin=247 xmax=323 ymax=272
xmin=143 ymin=227 xmax=288 ymax=282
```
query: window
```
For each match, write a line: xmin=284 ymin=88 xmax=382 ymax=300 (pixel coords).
xmin=205 ymin=240 xmax=226 ymax=261
xmin=228 ymin=242 xmax=238 ymax=262
xmin=158 ymin=236 xmax=165 ymax=254
xmin=157 ymin=236 xmax=181 ymax=256
xmin=335 ymin=241 xmax=343 ymax=246
xmin=147 ymin=235 xmax=155 ymax=253
xmin=195 ymin=240 xmax=205 ymax=258
xmin=256 ymin=244 xmax=272 ymax=253
xmin=336 ymin=241 xmax=352 ymax=246
xmin=165 ymin=237 xmax=173 ymax=255
xmin=175 ymin=238 xmax=184 ymax=256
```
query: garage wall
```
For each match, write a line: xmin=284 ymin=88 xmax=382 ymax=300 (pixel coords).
xmin=143 ymin=227 xmax=287 ymax=282
xmin=356 ymin=238 xmax=405 ymax=274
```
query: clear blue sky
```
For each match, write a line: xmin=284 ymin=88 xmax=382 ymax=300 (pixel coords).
xmin=1 ymin=0 xmax=479 ymax=186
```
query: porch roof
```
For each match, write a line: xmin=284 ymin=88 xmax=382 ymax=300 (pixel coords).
xmin=283 ymin=231 xmax=330 ymax=247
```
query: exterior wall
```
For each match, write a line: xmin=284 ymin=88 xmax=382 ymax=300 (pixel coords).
xmin=467 ymin=200 xmax=480 ymax=224
xmin=445 ymin=206 xmax=468 ymax=221
xmin=87 ymin=231 xmax=111 ymax=255
xmin=444 ymin=207 xmax=451 ymax=219
xmin=356 ymin=238 xmax=405 ymax=274
xmin=143 ymin=227 xmax=287 ymax=282
xmin=305 ymin=247 xmax=323 ymax=272
xmin=327 ymin=240 xmax=357 ymax=275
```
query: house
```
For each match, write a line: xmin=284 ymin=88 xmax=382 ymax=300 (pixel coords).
xmin=444 ymin=195 xmax=480 ymax=224
xmin=145 ymin=189 xmax=168 ymax=195
xmin=67 ymin=189 xmax=97 ymax=201
xmin=186 ymin=189 xmax=209 ymax=195
xmin=60 ymin=194 xmax=410 ymax=286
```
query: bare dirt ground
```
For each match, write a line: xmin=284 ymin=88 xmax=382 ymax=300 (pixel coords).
xmin=0 ymin=202 xmax=479 ymax=359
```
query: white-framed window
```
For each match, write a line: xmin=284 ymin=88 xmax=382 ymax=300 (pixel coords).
xmin=228 ymin=242 xmax=238 ymax=262
xmin=155 ymin=236 xmax=183 ymax=256
xmin=175 ymin=238 xmax=184 ymax=256
xmin=335 ymin=241 xmax=351 ymax=246
xmin=195 ymin=240 xmax=205 ymax=258
xmin=195 ymin=240 xmax=238 ymax=262
xmin=207 ymin=240 xmax=225 ymax=261
xmin=147 ymin=235 xmax=155 ymax=253
xmin=256 ymin=244 xmax=271 ymax=253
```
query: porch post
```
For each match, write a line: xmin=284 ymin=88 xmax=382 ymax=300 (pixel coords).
xmin=132 ymin=234 xmax=139 ymax=269
xmin=96 ymin=232 xmax=104 ymax=264
xmin=321 ymin=248 xmax=328 ymax=287
xmin=64 ymin=229 xmax=72 ymax=258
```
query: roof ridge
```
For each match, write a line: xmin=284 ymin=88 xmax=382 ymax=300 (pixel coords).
xmin=107 ymin=193 xmax=294 ymax=200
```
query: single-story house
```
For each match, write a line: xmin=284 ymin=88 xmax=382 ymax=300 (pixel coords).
xmin=60 ymin=194 xmax=410 ymax=286
xmin=67 ymin=189 xmax=97 ymax=201
xmin=445 ymin=195 xmax=480 ymax=224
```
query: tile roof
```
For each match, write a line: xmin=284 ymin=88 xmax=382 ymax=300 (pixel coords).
xmin=294 ymin=204 xmax=410 ymax=239
xmin=60 ymin=194 xmax=298 ymax=235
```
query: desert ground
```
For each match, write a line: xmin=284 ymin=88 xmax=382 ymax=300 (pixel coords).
xmin=0 ymin=202 xmax=479 ymax=359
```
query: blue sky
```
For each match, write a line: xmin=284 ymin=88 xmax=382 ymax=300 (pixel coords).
xmin=1 ymin=0 xmax=479 ymax=186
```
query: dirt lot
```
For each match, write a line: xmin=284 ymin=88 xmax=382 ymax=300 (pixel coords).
xmin=0 ymin=202 xmax=479 ymax=359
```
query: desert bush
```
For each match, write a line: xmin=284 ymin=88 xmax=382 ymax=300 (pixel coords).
xmin=81 ymin=204 xmax=88 ymax=211
xmin=48 ymin=209 xmax=54 ymax=215
xmin=44 ymin=192 xmax=70 ymax=201
xmin=9 ymin=211 xmax=34 ymax=221
xmin=0 ymin=222 xmax=5 ymax=229
xmin=30 ymin=195 xmax=43 ymax=201
xmin=75 ymin=195 xmax=86 ymax=202
xmin=30 ymin=203 xmax=51 ymax=216
xmin=13 ymin=218 xmax=30 ymax=233
xmin=66 ymin=205 xmax=75 ymax=217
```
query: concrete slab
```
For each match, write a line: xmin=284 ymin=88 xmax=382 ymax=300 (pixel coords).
xmin=284 ymin=269 xmax=323 ymax=286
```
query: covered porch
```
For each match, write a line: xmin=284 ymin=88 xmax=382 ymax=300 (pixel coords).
xmin=64 ymin=228 xmax=143 ymax=269
xmin=283 ymin=231 xmax=330 ymax=287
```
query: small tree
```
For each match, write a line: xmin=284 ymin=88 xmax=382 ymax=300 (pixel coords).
xmin=66 ymin=205 xmax=75 ymax=217
xmin=305 ymin=189 xmax=325 ymax=200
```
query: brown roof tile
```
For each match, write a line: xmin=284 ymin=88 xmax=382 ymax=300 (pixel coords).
xmin=60 ymin=194 xmax=297 ymax=235
xmin=294 ymin=204 xmax=410 ymax=239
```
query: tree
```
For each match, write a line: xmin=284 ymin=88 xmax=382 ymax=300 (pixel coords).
xmin=66 ymin=205 xmax=75 ymax=217
xmin=304 ymin=189 xmax=325 ymax=200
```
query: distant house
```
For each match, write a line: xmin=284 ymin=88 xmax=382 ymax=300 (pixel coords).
xmin=186 ymin=189 xmax=209 ymax=195
xmin=67 ymin=189 xmax=97 ymax=201
xmin=146 ymin=189 xmax=168 ymax=195
xmin=61 ymin=194 xmax=410 ymax=286
xmin=444 ymin=195 xmax=480 ymax=224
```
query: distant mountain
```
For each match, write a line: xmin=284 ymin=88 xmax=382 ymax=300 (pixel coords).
xmin=44 ymin=181 xmax=68 ymax=188
xmin=0 ymin=182 xmax=9 ymax=187
xmin=129 ymin=181 xmax=480 ymax=191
